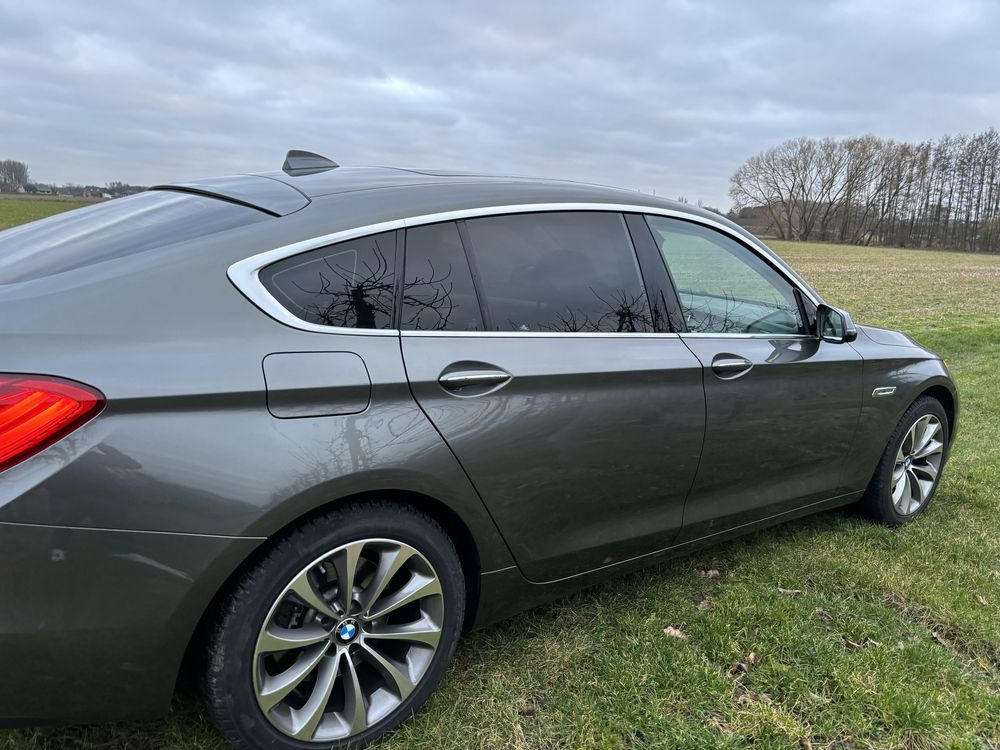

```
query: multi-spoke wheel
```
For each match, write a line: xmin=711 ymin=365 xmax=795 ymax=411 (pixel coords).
xmin=860 ymin=395 xmax=950 ymax=525
xmin=890 ymin=414 xmax=944 ymax=516
xmin=203 ymin=502 xmax=465 ymax=750
xmin=254 ymin=539 xmax=444 ymax=742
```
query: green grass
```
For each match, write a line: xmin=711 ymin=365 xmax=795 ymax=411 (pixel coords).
xmin=2 ymin=231 xmax=999 ymax=749
xmin=0 ymin=195 xmax=95 ymax=230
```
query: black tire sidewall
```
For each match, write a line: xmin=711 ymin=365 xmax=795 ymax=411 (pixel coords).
xmin=205 ymin=503 xmax=466 ymax=750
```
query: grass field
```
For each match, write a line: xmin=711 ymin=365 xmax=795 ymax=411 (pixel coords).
xmin=1 ymin=203 xmax=999 ymax=749
xmin=0 ymin=195 xmax=96 ymax=230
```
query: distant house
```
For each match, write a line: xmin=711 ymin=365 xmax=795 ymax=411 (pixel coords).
xmin=25 ymin=183 xmax=54 ymax=195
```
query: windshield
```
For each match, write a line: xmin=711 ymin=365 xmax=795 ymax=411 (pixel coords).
xmin=0 ymin=190 xmax=269 ymax=284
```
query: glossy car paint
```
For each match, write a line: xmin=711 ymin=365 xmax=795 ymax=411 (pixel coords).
xmin=677 ymin=334 xmax=863 ymax=541
xmin=0 ymin=166 xmax=957 ymax=725
xmin=402 ymin=332 xmax=705 ymax=581
xmin=0 ymin=522 xmax=261 ymax=723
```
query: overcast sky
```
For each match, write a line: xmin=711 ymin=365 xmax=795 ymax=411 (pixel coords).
xmin=2 ymin=0 xmax=999 ymax=208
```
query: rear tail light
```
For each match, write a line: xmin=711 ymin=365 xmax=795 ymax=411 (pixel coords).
xmin=0 ymin=374 xmax=105 ymax=472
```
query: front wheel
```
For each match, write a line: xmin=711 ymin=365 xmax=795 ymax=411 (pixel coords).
xmin=203 ymin=501 xmax=466 ymax=749
xmin=859 ymin=395 xmax=949 ymax=525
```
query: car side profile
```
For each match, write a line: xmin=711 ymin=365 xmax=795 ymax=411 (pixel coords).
xmin=0 ymin=151 xmax=956 ymax=749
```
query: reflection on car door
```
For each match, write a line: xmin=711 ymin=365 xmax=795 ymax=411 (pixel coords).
xmin=643 ymin=215 xmax=863 ymax=541
xmin=399 ymin=214 xmax=706 ymax=582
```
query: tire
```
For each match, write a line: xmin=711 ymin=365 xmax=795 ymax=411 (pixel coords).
xmin=202 ymin=500 xmax=466 ymax=750
xmin=858 ymin=395 xmax=950 ymax=526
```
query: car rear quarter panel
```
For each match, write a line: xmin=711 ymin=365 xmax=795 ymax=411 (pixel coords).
xmin=0 ymin=522 xmax=259 ymax=724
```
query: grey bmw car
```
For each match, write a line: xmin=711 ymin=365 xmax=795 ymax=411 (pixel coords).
xmin=0 ymin=151 xmax=956 ymax=749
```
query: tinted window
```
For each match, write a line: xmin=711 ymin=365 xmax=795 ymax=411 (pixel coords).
xmin=401 ymin=222 xmax=483 ymax=331
xmin=646 ymin=216 xmax=804 ymax=335
xmin=260 ymin=231 xmax=396 ymax=329
xmin=0 ymin=190 xmax=268 ymax=284
xmin=463 ymin=212 xmax=652 ymax=333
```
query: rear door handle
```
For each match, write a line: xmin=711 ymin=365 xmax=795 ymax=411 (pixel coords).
xmin=438 ymin=369 xmax=512 ymax=391
xmin=711 ymin=355 xmax=753 ymax=379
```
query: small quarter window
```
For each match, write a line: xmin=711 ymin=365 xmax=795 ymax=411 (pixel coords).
xmin=259 ymin=231 xmax=396 ymax=329
xmin=463 ymin=212 xmax=652 ymax=333
xmin=401 ymin=222 xmax=484 ymax=331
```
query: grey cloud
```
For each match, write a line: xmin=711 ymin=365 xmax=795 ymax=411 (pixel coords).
xmin=1 ymin=0 xmax=998 ymax=208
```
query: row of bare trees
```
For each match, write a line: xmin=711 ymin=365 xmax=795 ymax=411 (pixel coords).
xmin=730 ymin=130 xmax=1000 ymax=253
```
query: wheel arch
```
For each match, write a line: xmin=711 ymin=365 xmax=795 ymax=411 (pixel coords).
xmin=919 ymin=383 xmax=957 ymax=442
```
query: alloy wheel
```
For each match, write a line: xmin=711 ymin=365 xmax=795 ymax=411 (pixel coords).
xmin=890 ymin=414 xmax=944 ymax=515
xmin=252 ymin=538 xmax=444 ymax=743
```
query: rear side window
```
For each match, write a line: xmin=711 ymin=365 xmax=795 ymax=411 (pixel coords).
xmin=463 ymin=212 xmax=652 ymax=333
xmin=260 ymin=231 xmax=397 ymax=329
xmin=401 ymin=222 xmax=484 ymax=331
xmin=0 ymin=190 xmax=268 ymax=284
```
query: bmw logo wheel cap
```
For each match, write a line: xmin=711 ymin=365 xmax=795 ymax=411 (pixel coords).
xmin=336 ymin=619 xmax=359 ymax=643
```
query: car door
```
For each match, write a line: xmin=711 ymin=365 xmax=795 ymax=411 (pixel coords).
xmin=399 ymin=213 xmax=706 ymax=582
xmin=639 ymin=215 xmax=863 ymax=541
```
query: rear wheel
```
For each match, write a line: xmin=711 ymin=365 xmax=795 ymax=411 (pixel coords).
xmin=203 ymin=501 xmax=466 ymax=749
xmin=859 ymin=396 xmax=949 ymax=525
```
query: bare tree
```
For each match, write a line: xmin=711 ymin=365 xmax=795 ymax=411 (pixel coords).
xmin=730 ymin=130 xmax=1000 ymax=253
xmin=0 ymin=159 xmax=30 ymax=192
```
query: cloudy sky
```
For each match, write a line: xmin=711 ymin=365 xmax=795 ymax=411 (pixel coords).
xmin=2 ymin=0 xmax=999 ymax=208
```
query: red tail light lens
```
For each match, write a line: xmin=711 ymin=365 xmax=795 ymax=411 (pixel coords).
xmin=0 ymin=375 xmax=105 ymax=472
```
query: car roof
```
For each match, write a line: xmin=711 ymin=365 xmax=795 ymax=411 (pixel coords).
xmin=133 ymin=163 xmax=822 ymax=311
xmin=257 ymin=165 xmax=637 ymax=200
xmin=151 ymin=164 xmax=729 ymax=225
xmin=149 ymin=163 xmax=787 ymax=276
xmin=156 ymin=165 xmax=688 ymax=211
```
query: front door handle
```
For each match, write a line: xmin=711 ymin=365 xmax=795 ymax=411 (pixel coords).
xmin=711 ymin=355 xmax=753 ymax=379
xmin=438 ymin=369 xmax=512 ymax=391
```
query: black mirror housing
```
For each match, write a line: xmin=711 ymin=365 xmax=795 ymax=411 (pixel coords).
xmin=817 ymin=304 xmax=858 ymax=343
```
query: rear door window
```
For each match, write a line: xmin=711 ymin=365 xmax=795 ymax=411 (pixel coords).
xmin=462 ymin=211 xmax=652 ymax=333
xmin=0 ymin=190 xmax=268 ymax=284
xmin=259 ymin=231 xmax=397 ymax=329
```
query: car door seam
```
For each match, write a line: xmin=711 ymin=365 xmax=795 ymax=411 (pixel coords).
xmin=677 ymin=336 xmax=710 ymax=531
xmin=395 ymin=335 xmax=522 ymax=569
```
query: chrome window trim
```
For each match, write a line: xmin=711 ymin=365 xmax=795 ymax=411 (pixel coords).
xmin=677 ymin=332 xmax=816 ymax=340
xmin=401 ymin=330 xmax=681 ymax=339
xmin=227 ymin=202 xmax=822 ymax=335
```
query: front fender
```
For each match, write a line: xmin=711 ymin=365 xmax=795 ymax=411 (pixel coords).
xmin=844 ymin=339 xmax=957 ymax=491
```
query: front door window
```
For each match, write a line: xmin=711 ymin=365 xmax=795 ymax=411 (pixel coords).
xmin=645 ymin=216 xmax=804 ymax=335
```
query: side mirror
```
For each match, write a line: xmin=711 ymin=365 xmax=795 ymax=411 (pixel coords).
xmin=816 ymin=304 xmax=858 ymax=343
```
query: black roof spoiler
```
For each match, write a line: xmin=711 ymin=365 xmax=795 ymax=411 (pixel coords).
xmin=149 ymin=174 xmax=309 ymax=216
